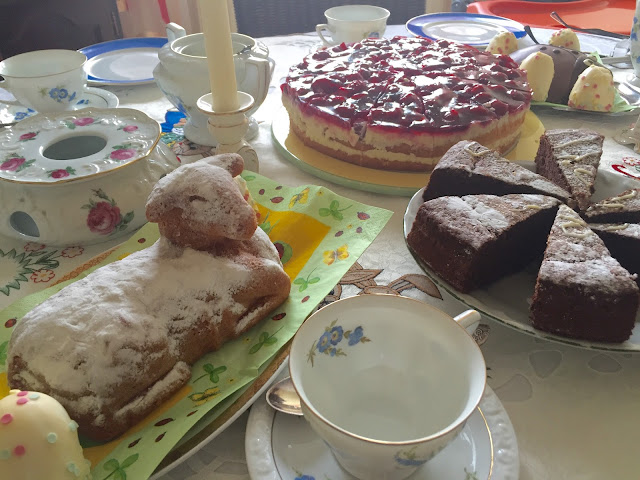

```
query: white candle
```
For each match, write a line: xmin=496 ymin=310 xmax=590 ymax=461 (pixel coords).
xmin=197 ymin=0 xmax=239 ymax=112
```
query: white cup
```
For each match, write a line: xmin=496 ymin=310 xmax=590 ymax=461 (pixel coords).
xmin=0 ymin=49 xmax=87 ymax=113
xmin=289 ymin=294 xmax=486 ymax=480
xmin=316 ymin=5 xmax=390 ymax=46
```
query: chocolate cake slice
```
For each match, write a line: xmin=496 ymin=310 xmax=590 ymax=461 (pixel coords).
xmin=423 ymin=140 xmax=571 ymax=202
xmin=535 ymin=129 xmax=604 ymax=211
xmin=583 ymin=188 xmax=640 ymax=223
xmin=530 ymin=205 xmax=639 ymax=343
xmin=589 ymin=222 xmax=640 ymax=285
xmin=585 ymin=189 xmax=640 ymax=284
xmin=407 ymin=193 xmax=561 ymax=293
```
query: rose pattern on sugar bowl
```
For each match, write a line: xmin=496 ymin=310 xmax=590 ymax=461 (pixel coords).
xmin=0 ymin=107 xmax=180 ymax=246
xmin=153 ymin=23 xmax=275 ymax=146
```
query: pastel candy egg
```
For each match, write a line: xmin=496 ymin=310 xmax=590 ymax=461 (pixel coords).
xmin=549 ymin=28 xmax=580 ymax=50
xmin=486 ymin=31 xmax=518 ymax=55
xmin=0 ymin=390 xmax=91 ymax=479
xmin=520 ymin=52 xmax=555 ymax=102
xmin=568 ymin=65 xmax=615 ymax=112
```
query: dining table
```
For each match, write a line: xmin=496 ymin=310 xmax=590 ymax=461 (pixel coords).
xmin=1 ymin=24 xmax=639 ymax=480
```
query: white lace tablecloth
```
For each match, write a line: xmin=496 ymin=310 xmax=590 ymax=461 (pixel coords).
xmin=1 ymin=26 xmax=639 ymax=480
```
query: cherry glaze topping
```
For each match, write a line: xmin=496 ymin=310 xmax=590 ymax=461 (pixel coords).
xmin=282 ymin=37 xmax=532 ymax=134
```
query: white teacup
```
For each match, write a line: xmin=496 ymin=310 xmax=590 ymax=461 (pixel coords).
xmin=316 ymin=5 xmax=390 ymax=46
xmin=289 ymin=294 xmax=486 ymax=480
xmin=0 ymin=49 xmax=87 ymax=113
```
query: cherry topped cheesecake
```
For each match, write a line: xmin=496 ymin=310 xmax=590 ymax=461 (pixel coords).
xmin=281 ymin=36 xmax=532 ymax=172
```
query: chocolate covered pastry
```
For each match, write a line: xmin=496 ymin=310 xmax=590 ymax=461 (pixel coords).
xmin=7 ymin=154 xmax=291 ymax=442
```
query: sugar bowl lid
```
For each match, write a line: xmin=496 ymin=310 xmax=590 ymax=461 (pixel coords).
xmin=0 ymin=107 xmax=161 ymax=184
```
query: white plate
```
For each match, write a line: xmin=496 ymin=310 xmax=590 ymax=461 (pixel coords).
xmin=403 ymin=165 xmax=640 ymax=352
xmin=79 ymin=37 xmax=168 ymax=86
xmin=246 ymin=385 xmax=519 ymax=480
xmin=406 ymin=13 xmax=526 ymax=47
xmin=0 ymin=87 xmax=119 ymax=125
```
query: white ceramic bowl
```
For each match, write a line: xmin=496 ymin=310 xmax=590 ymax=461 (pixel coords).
xmin=289 ymin=294 xmax=486 ymax=480
xmin=0 ymin=107 xmax=180 ymax=245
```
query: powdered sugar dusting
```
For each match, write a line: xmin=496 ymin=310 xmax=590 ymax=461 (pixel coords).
xmin=146 ymin=161 xmax=252 ymax=240
xmin=431 ymin=194 xmax=559 ymax=250
xmin=590 ymin=222 xmax=640 ymax=239
xmin=9 ymin=228 xmax=284 ymax=417
xmin=539 ymin=205 xmax=637 ymax=293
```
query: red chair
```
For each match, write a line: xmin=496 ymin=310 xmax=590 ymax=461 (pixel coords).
xmin=467 ymin=0 xmax=634 ymax=36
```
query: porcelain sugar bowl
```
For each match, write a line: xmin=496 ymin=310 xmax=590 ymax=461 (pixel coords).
xmin=0 ymin=107 xmax=180 ymax=246
xmin=154 ymin=24 xmax=275 ymax=146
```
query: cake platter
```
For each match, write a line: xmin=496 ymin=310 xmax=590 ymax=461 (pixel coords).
xmin=272 ymin=108 xmax=545 ymax=196
xmin=403 ymin=165 xmax=640 ymax=352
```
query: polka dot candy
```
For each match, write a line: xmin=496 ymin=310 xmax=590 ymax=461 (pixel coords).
xmin=0 ymin=390 xmax=91 ymax=479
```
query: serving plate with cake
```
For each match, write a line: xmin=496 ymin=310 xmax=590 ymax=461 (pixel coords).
xmin=272 ymin=106 xmax=544 ymax=196
xmin=404 ymin=135 xmax=640 ymax=352
xmin=276 ymin=35 xmax=546 ymax=194
xmin=0 ymin=155 xmax=393 ymax=478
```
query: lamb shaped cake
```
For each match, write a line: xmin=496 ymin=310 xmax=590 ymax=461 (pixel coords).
xmin=422 ymin=140 xmax=570 ymax=203
xmin=6 ymin=154 xmax=291 ymax=442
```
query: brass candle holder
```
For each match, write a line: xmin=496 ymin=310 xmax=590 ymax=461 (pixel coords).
xmin=196 ymin=91 xmax=259 ymax=172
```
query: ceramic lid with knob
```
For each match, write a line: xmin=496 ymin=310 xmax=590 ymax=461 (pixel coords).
xmin=0 ymin=107 xmax=162 ymax=184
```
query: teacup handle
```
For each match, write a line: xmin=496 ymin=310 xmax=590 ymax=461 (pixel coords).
xmin=0 ymin=78 xmax=22 ymax=106
xmin=453 ymin=309 xmax=481 ymax=335
xmin=316 ymin=23 xmax=336 ymax=46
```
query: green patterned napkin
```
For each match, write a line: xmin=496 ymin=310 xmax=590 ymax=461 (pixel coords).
xmin=0 ymin=172 xmax=392 ymax=479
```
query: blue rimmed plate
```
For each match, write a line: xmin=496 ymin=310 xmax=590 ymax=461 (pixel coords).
xmin=406 ymin=12 xmax=526 ymax=47
xmin=79 ymin=37 xmax=168 ymax=86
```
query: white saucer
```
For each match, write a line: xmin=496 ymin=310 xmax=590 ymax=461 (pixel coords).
xmin=246 ymin=385 xmax=519 ymax=480
xmin=0 ymin=87 xmax=119 ymax=125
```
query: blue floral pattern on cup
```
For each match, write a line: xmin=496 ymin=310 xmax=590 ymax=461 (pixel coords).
xmin=394 ymin=446 xmax=431 ymax=467
xmin=307 ymin=319 xmax=370 ymax=366
xmin=43 ymin=86 xmax=78 ymax=104
xmin=294 ymin=474 xmax=315 ymax=480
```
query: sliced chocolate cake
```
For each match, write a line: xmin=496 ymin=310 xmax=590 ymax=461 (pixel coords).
xmin=422 ymin=140 xmax=571 ymax=203
xmin=589 ymin=222 xmax=640 ymax=285
xmin=583 ymin=188 xmax=640 ymax=223
xmin=535 ymin=129 xmax=604 ymax=211
xmin=585 ymin=189 xmax=640 ymax=284
xmin=530 ymin=205 xmax=639 ymax=343
xmin=407 ymin=194 xmax=561 ymax=293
